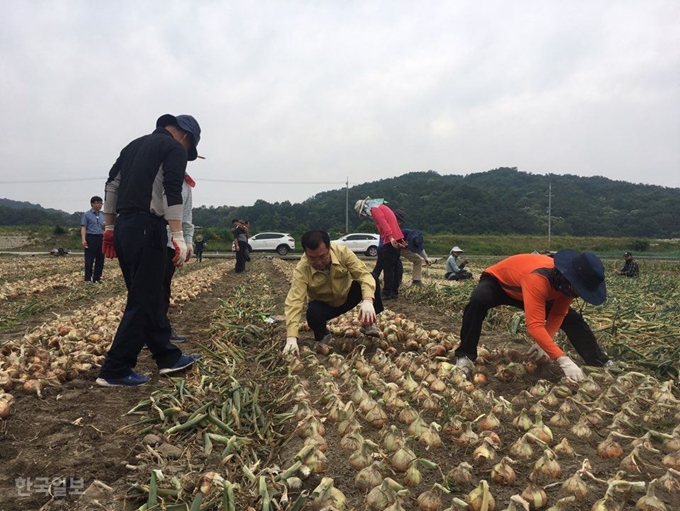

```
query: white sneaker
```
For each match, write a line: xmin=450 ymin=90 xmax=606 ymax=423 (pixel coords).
xmin=454 ymin=356 xmax=474 ymax=378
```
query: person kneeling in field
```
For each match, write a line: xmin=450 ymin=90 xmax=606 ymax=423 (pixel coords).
xmin=283 ymin=230 xmax=384 ymax=356
xmin=453 ymin=250 xmax=612 ymax=382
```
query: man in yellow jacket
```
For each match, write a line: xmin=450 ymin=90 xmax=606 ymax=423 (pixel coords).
xmin=283 ymin=230 xmax=383 ymax=355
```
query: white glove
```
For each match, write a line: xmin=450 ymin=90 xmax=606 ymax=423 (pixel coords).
xmin=185 ymin=243 xmax=194 ymax=262
xmin=283 ymin=337 xmax=299 ymax=356
xmin=358 ymin=299 xmax=376 ymax=325
xmin=171 ymin=231 xmax=187 ymax=268
xmin=556 ymin=356 xmax=584 ymax=382
xmin=526 ymin=343 xmax=551 ymax=365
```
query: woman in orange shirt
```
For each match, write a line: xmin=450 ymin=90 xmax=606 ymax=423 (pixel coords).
xmin=454 ymin=250 xmax=610 ymax=382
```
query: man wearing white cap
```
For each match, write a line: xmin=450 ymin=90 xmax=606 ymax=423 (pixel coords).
xmin=445 ymin=246 xmax=473 ymax=280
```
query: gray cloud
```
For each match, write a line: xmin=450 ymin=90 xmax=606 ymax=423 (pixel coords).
xmin=1 ymin=0 xmax=678 ymax=213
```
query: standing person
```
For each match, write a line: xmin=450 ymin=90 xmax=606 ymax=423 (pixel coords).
xmin=355 ymin=197 xmax=406 ymax=300
xmin=195 ymin=234 xmax=205 ymax=262
xmin=391 ymin=209 xmax=437 ymax=287
xmin=283 ymin=230 xmax=383 ymax=355
xmin=163 ymin=172 xmax=196 ymax=343
xmin=80 ymin=196 xmax=106 ymax=283
xmin=96 ymin=113 xmax=202 ymax=387
xmin=454 ymin=250 xmax=611 ymax=382
xmin=615 ymin=251 xmax=640 ymax=277
xmin=232 ymin=219 xmax=247 ymax=273
xmin=445 ymin=246 xmax=473 ymax=280
xmin=242 ymin=220 xmax=251 ymax=261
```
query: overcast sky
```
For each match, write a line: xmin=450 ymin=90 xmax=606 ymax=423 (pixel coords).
xmin=1 ymin=1 xmax=678 ymax=214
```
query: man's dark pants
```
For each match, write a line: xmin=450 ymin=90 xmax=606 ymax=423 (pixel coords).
xmin=455 ymin=273 xmax=610 ymax=366
xmin=235 ymin=245 xmax=247 ymax=273
xmin=306 ymin=276 xmax=384 ymax=341
xmin=98 ymin=213 xmax=182 ymax=379
xmin=84 ymin=233 xmax=105 ymax=281
xmin=378 ymin=244 xmax=401 ymax=298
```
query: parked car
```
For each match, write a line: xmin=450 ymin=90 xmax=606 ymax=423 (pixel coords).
xmin=331 ymin=233 xmax=380 ymax=257
xmin=232 ymin=232 xmax=295 ymax=256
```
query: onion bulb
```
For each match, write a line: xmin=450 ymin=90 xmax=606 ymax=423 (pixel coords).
xmin=419 ymin=422 xmax=443 ymax=449
xmin=658 ymin=468 xmax=680 ymax=492
xmin=560 ymin=472 xmax=589 ymax=500
xmin=466 ymin=479 xmax=495 ymax=511
xmin=662 ymin=450 xmax=680 ymax=470
xmin=597 ymin=433 xmax=624 ymax=459
xmin=447 ymin=461 xmax=474 ymax=488
xmin=391 ymin=446 xmax=417 ymax=473
xmin=635 ymin=478 xmax=666 ymax=511
xmin=491 ymin=457 xmax=516 ymax=485
xmin=513 ymin=409 xmax=533 ymax=431
xmin=545 ymin=496 xmax=575 ymax=511
xmin=478 ymin=412 xmax=501 ymax=431
xmin=366 ymin=477 xmax=404 ymax=511
xmin=520 ymin=482 xmax=547 ymax=510
xmin=532 ymin=449 xmax=561 ymax=480
xmin=381 ymin=425 xmax=405 ymax=453
xmin=311 ymin=477 xmax=346 ymax=511
xmin=417 ymin=482 xmax=449 ymax=511
xmin=553 ymin=438 xmax=575 ymax=457
xmin=355 ymin=461 xmax=384 ymax=492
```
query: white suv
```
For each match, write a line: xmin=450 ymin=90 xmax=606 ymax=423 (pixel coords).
xmin=232 ymin=232 xmax=295 ymax=256
xmin=331 ymin=233 xmax=380 ymax=257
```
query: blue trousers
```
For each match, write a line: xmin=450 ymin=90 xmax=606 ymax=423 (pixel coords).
xmin=98 ymin=212 xmax=182 ymax=379
xmin=84 ymin=233 xmax=105 ymax=281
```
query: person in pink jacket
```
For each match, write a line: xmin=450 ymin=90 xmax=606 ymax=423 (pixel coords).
xmin=355 ymin=197 xmax=407 ymax=299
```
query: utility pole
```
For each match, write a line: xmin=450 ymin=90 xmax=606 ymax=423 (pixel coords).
xmin=345 ymin=177 xmax=349 ymax=234
xmin=547 ymin=182 xmax=553 ymax=247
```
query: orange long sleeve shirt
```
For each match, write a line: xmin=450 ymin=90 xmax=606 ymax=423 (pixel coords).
xmin=486 ymin=254 xmax=573 ymax=360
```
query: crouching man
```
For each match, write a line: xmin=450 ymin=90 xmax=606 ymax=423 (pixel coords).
xmin=283 ymin=230 xmax=383 ymax=355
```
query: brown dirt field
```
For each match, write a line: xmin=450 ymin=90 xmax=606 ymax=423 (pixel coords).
xmin=0 ymin=256 xmax=678 ymax=511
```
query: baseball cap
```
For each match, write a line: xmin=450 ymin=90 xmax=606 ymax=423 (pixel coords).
xmin=156 ymin=114 xmax=202 ymax=161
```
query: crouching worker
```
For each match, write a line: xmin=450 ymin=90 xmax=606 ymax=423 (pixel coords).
xmin=283 ymin=230 xmax=384 ymax=356
xmin=453 ymin=250 xmax=611 ymax=382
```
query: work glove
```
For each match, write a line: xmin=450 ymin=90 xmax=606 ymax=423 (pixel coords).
xmin=102 ymin=226 xmax=116 ymax=259
xmin=185 ymin=243 xmax=194 ymax=262
xmin=357 ymin=299 xmax=376 ymax=325
xmin=283 ymin=337 xmax=299 ymax=356
xmin=526 ymin=343 xmax=551 ymax=365
xmin=171 ymin=231 xmax=187 ymax=268
xmin=556 ymin=356 xmax=584 ymax=382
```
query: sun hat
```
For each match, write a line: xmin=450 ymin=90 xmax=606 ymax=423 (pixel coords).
xmin=553 ymin=249 xmax=606 ymax=305
xmin=451 ymin=246 xmax=463 ymax=253
xmin=354 ymin=197 xmax=370 ymax=216
xmin=156 ymin=114 xmax=202 ymax=161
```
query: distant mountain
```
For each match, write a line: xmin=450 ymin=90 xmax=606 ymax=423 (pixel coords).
xmin=0 ymin=198 xmax=79 ymax=227
xmin=193 ymin=167 xmax=680 ymax=238
xmin=5 ymin=168 xmax=680 ymax=238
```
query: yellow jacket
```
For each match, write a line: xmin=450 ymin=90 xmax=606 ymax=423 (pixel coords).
xmin=285 ymin=244 xmax=376 ymax=338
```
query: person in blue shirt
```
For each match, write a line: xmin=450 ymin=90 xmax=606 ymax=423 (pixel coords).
xmin=80 ymin=196 xmax=105 ymax=282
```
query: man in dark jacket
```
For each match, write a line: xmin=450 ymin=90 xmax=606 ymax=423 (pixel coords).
xmin=97 ymin=114 xmax=203 ymax=387
xmin=615 ymin=252 xmax=639 ymax=277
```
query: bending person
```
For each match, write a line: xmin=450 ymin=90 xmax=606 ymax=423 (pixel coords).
xmin=454 ymin=250 xmax=611 ymax=382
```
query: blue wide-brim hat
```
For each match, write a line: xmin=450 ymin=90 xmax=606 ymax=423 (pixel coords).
xmin=554 ymin=249 xmax=607 ymax=305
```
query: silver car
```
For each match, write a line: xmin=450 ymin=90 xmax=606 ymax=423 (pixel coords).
xmin=331 ymin=233 xmax=380 ymax=257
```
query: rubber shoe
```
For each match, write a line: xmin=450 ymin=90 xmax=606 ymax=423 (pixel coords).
xmin=170 ymin=328 xmax=187 ymax=343
xmin=454 ymin=357 xmax=474 ymax=378
xmin=159 ymin=354 xmax=201 ymax=375
xmin=603 ymin=360 xmax=615 ymax=368
xmin=96 ymin=371 xmax=150 ymax=387
xmin=411 ymin=280 xmax=424 ymax=287
xmin=320 ymin=333 xmax=333 ymax=344
xmin=360 ymin=324 xmax=381 ymax=337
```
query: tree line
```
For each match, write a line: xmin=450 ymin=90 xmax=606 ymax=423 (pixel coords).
xmin=3 ymin=168 xmax=680 ymax=240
